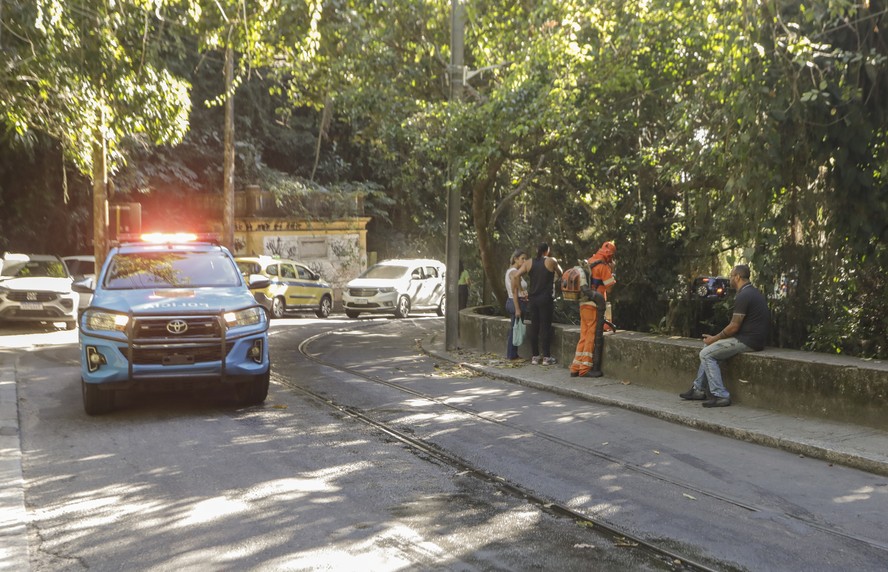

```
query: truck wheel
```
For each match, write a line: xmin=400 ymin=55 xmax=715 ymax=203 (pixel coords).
xmin=82 ymin=378 xmax=115 ymax=415
xmin=236 ymin=370 xmax=269 ymax=405
xmin=394 ymin=296 xmax=410 ymax=319
xmin=316 ymin=296 xmax=332 ymax=318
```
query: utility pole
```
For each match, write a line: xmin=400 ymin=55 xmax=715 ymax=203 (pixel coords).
xmin=222 ymin=41 xmax=235 ymax=250
xmin=91 ymin=113 xmax=108 ymax=276
xmin=446 ymin=0 xmax=465 ymax=350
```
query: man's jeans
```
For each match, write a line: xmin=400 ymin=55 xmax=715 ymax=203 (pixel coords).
xmin=692 ymin=338 xmax=753 ymax=399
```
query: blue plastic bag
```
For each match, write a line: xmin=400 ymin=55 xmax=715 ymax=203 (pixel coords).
xmin=512 ymin=319 xmax=526 ymax=346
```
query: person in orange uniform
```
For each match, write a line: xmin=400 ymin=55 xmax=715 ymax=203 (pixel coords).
xmin=569 ymin=241 xmax=616 ymax=378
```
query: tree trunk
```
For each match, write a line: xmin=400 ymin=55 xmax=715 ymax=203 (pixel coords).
xmin=472 ymin=154 xmax=507 ymax=310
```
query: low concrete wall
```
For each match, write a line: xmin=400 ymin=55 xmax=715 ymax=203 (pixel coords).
xmin=459 ymin=307 xmax=888 ymax=431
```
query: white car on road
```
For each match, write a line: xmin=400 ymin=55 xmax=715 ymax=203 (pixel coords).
xmin=0 ymin=253 xmax=79 ymax=330
xmin=342 ymin=259 xmax=446 ymax=319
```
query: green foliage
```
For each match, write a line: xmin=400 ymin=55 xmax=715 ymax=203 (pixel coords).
xmin=0 ymin=134 xmax=92 ymax=254
xmin=1 ymin=0 xmax=192 ymax=175
xmin=1 ymin=0 xmax=887 ymax=358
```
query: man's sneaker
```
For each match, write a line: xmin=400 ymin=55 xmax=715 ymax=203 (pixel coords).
xmin=531 ymin=356 xmax=541 ymax=365
xmin=570 ymin=371 xmax=579 ymax=377
xmin=702 ymin=396 xmax=732 ymax=408
xmin=679 ymin=388 xmax=707 ymax=400
xmin=541 ymin=357 xmax=557 ymax=366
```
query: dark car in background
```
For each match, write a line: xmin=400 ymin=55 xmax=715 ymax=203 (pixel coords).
xmin=692 ymin=276 xmax=730 ymax=300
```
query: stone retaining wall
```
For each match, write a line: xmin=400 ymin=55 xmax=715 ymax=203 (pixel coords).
xmin=459 ymin=308 xmax=888 ymax=431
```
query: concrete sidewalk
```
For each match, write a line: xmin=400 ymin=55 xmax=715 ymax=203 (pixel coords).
xmin=425 ymin=342 xmax=888 ymax=477
xmin=0 ymin=351 xmax=28 ymax=572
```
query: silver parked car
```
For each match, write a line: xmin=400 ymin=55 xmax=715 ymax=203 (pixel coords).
xmin=342 ymin=258 xmax=446 ymax=319
xmin=0 ymin=253 xmax=79 ymax=330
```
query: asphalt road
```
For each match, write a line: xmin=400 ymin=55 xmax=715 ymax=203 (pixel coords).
xmin=5 ymin=317 xmax=888 ymax=571
xmin=281 ymin=318 xmax=888 ymax=572
xmin=7 ymin=318 xmax=666 ymax=571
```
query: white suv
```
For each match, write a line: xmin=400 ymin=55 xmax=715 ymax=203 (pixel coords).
xmin=0 ymin=253 xmax=79 ymax=330
xmin=342 ymin=259 xmax=446 ymax=319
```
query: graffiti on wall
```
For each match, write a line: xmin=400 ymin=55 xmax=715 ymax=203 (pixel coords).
xmin=260 ymin=234 xmax=365 ymax=291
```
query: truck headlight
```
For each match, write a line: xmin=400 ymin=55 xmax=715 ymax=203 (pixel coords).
xmin=224 ymin=307 xmax=265 ymax=328
xmin=84 ymin=310 xmax=129 ymax=332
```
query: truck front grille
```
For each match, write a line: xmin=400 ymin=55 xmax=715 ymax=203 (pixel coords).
xmin=128 ymin=342 xmax=235 ymax=365
xmin=132 ymin=316 xmax=222 ymax=340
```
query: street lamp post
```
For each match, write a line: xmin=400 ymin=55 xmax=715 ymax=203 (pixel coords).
xmin=445 ymin=0 xmax=465 ymax=350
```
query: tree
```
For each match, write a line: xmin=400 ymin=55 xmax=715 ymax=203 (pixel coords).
xmin=0 ymin=1 xmax=192 ymax=269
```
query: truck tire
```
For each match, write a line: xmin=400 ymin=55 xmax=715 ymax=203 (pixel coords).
xmin=82 ymin=378 xmax=115 ymax=415
xmin=236 ymin=370 xmax=270 ymax=405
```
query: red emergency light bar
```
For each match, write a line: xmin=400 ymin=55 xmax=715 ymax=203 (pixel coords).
xmin=116 ymin=232 xmax=222 ymax=245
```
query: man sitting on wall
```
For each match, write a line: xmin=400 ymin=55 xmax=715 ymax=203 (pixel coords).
xmin=679 ymin=264 xmax=770 ymax=408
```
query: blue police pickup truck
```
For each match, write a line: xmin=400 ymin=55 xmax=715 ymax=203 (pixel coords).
xmin=73 ymin=233 xmax=271 ymax=415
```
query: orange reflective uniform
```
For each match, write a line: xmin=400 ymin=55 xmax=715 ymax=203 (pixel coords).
xmin=570 ymin=243 xmax=616 ymax=376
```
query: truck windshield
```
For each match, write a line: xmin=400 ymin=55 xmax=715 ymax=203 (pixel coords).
xmin=104 ymin=251 xmax=242 ymax=289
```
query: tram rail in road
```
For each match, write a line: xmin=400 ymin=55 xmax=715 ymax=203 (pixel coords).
xmin=280 ymin=319 xmax=888 ymax=571
xmin=286 ymin=323 xmax=722 ymax=572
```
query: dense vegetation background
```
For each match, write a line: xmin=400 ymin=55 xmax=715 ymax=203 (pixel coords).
xmin=1 ymin=1 xmax=886 ymax=358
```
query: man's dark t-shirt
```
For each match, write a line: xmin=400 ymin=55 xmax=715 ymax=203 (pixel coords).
xmin=733 ymin=283 xmax=769 ymax=350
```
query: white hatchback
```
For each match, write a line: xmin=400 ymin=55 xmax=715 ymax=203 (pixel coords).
xmin=342 ymin=259 xmax=446 ymax=319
